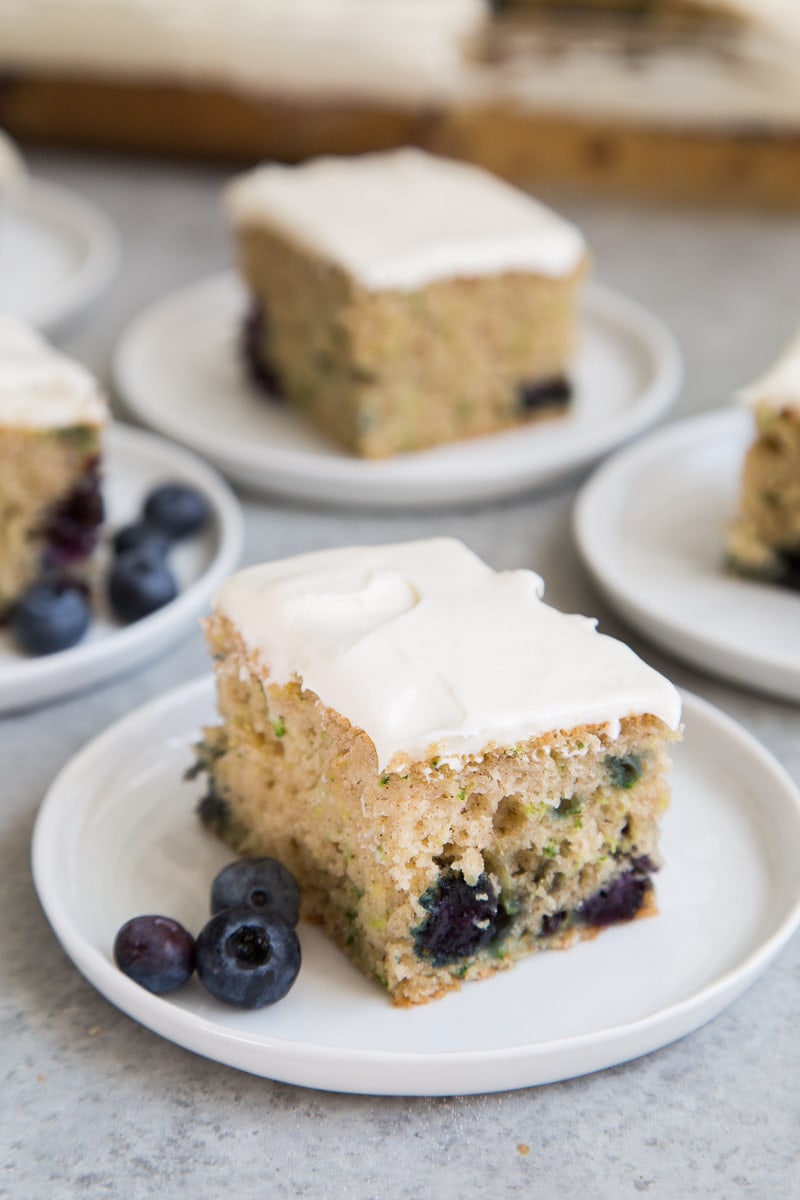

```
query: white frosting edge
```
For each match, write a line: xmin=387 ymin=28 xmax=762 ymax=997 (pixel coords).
xmin=225 ymin=148 xmax=586 ymax=291
xmin=738 ymin=328 xmax=800 ymax=414
xmin=213 ymin=538 xmax=681 ymax=772
xmin=0 ymin=315 xmax=108 ymax=428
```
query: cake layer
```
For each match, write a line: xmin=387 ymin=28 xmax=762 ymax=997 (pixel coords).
xmin=728 ymin=329 xmax=800 ymax=583
xmin=0 ymin=317 xmax=106 ymax=613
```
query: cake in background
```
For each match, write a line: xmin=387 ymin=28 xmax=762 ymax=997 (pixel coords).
xmin=0 ymin=0 xmax=798 ymax=204
xmin=0 ymin=127 xmax=26 ymax=191
xmin=727 ymin=329 xmax=800 ymax=588
xmin=196 ymin=538 xmax=682 ymax=1006
xmin=227 ymin=148 xmax=587 ymax=458
xmin=0 ymin=316 xmax=106 ymax=616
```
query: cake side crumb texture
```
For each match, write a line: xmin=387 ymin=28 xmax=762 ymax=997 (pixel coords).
xmin=728 ymin=327 xmax=800 ymax=583
xmin=198 ymin=538 xmax=681 ymax=1006
xmin=0 ymin=316 xmax=107 ymax=612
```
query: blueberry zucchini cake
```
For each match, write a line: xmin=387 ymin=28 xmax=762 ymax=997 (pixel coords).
xmin=0 ymin=316 xmax=106 ymax=615
xmin=196 ymin=538 xmax=681 ymax=1007
xmin=727 ymin=329 xmax=800 ymax=588
xmin=225 ymin=148 xmax=587 ymax=459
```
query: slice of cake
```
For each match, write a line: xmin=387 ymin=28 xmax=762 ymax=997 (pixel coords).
xmin=0 ymin=128 xmax=25 ymax=192
xmin=727 ymin=328 xmax=800 ymax=587
xmin=196 ymin=538 xmax=681 ymax=1007
xmin=0 ymin=316 xmax=107 ymax=616
xmin=225 ymin=148 xmax=588 ymax=459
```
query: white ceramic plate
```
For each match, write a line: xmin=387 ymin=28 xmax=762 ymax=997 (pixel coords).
xmin=113 ymin=272 xmax=681 ymax=509
xmin=0 ymin=177 xmax=120 ymax=331
xmin=574 ymin=408 xmax=800 ymax=702
xmin=0 ymin=425 xmax=242 ymax=712
xmin=32 ymin=677 xmax=800 ymax=1096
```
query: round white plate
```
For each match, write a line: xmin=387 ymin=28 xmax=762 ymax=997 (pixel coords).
xmin=0 ymin=425 xmax=242 ymax=712
xmin=32 ymin=677 xmax=800 ymax=1096
xmin=574 ymin=408 xmax=800 ymax=702
xmin=114 ymin=272 xmax=681 ymax=509
xmin=0 ymin=177 xmax=120 ymax=330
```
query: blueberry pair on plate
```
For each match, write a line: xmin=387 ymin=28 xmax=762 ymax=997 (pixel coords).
xmin=113 ymin=858 xmax=301 ymax=1009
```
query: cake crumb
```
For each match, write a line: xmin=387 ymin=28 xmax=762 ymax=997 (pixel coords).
xmin=517 ymin=1143 xmax=530 ymax=1156
xmin=88 ymin=1026 xmax=103 ymax=1037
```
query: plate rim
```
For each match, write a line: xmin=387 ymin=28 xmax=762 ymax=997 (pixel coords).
xmin=113 ymin=271 xmax=682 ymax=509
xmin=573 ymin=406 xmax=800 ymax=701
xmin=0 ymin=423 xmax=243 ymax=712
xmin=3 ymin=176 xmax=121 ymax=331
xmin=31 ymin=675 xmax=800 ymax=1096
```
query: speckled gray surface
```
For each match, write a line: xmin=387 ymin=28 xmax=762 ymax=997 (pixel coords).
xmin=2 ymin=151 xmax=799 ymax=1199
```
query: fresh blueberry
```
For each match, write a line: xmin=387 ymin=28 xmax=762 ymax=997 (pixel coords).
xmin=578 ymin=867 xmax=651 ymax=928
xmin=143 ymin=483 xmax=210 ymax=541
xmin=11 ymin=580 xmax=91 ymax=655
xmin=413 ymin=871 xmax=500 ymax=966
xmin=195 ymin=907 xmax=301 ymax=1008
xmin=113 ymin=915 xmax=195 ymax=995
xmin=210 ymin=857 xmax=300 ymax=927
xmin=108 ymin=548 xmax=177 ymax=622
xmin=112 ymin=522 xmax=170 ymax=561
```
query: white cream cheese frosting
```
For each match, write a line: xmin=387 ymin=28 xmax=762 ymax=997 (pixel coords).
xmin=739 ymin=328 xmax=800 ymax=414
xmin=225 ymin=149 xmax=586 ymax=291
xmin=0 ymin=0 xmax=483 ymax=104
xmin=0 ymin=315 xmax=107 ymax=428
xmin=214 ymin=538 xmax=681 ymax=771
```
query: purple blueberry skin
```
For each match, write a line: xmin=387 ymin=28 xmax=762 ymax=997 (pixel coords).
xmin=11 ymin=580 xmax=91 ymax=656
xmin=413 ymin=872 xmax=500 ymax=966
xmin=113 ymin=915 xmax=196 ymax=995
xmin=44 ymin=462 xmax=104 ymax=566
xmin=143 ymin=483 xmax=210 ymax=541
xmin=195 ymin=907 xmax=301 ymax=1009
xmin=210 ymin=858 xmax=300 ymax=927
xmin=108 ymin=548 xmax=178 ymax=623
xmin=112 ymin=522 xmax=171 ymax=561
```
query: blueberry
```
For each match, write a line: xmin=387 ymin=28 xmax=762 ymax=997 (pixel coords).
xmin=578 ymin=867 xmax=651 ymax=928
xmin=413 ymin=871 xmax=500 ymax=966
xmin=108 ymin=548 xmax=177 ymax=623
xmin=113 ymin=915 xmax=195 ymax=995
xmin=44 ymin=463 xmax=104 ymax=565
xmin=112 ymin=522 xmax=170 ymax=561
xmin=195 ymin=907 xmax=301 ymax=1008
xmin=242 ymin=303 xmax=285 ymax=399
xmin=605 ymin=754 xmax=643 ymax=789
xmin=11 ymin=580 xmax=91 ymax=655
xmin=517 ymin=376 xmax=572 ymax=414
xmin=211 ymin=857 xmax=300 ymax=927
xmin=143 ymin=483 xmax=210 ymax=541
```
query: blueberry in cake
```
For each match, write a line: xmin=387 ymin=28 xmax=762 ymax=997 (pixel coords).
xmin=225 ymin=148 xmax=588 ymax=458
xmin=0 ymin=316 xmax=107 ymax=617
xmin=726 ymin=328 xmax=800 ymax=589
xmin=195 ymin=537 xmax=681 ymax=1007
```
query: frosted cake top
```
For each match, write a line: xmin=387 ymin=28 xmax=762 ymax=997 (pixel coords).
xmin=214 ymin=538 xmax=681 ymax=771
xmin=0 ymin=315 xmax=107 ymax=427
xmin=739 ymin=328 xmax=800 ymax=414
xmin=225 ymin=148 xmax=587 ymax=291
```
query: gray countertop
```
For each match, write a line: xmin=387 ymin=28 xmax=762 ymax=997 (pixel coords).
xmin=3 ymin=150 xmax=799 ymax=1199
